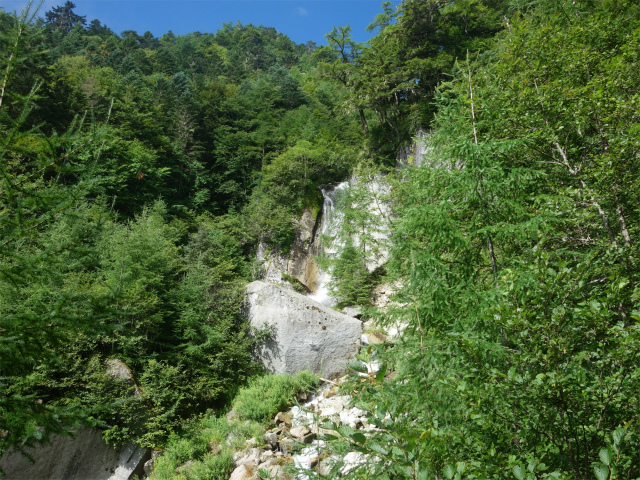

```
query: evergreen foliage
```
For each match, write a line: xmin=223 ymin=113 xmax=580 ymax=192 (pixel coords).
xmin=0 ymin=1 xmax=112 ymax=459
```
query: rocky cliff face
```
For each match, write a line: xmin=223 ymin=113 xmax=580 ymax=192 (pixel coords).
xmin=256 ymin=208 xmax=322 ymax=293
xmin=396 ymin=128 xmax=429 ymax=169
xmin=244 ymin=281 xmax=361 ymax=378
xmin=0 ymin=428 xmax=149 ymax=480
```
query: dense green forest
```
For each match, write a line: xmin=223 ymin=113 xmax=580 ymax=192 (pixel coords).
xmin=1 ymin=0 xmax=639 ymax=478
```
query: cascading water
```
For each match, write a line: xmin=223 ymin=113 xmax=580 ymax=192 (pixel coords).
xmin=307 ymin=182 xmax=349 ymax=307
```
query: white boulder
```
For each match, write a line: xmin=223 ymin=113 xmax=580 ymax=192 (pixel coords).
xmin=244 ymin=281 xmax=361 ymax=377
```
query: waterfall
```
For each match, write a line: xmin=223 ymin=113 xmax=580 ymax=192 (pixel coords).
xmin=307 ymin=182 xmax=349 ymax=306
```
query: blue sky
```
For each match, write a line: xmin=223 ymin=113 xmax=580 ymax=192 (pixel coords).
xmin=3 ymin=0 xmax=396 ymax=45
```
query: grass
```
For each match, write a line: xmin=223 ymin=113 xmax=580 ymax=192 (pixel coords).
xmin=232 ymin=371 xmax=318 ymax=423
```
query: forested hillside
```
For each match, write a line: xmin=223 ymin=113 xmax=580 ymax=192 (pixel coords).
xmin=1 ymin=0 xmax=639 ymax=479
xmin=0 ymin=0 xmax=370 ymax=454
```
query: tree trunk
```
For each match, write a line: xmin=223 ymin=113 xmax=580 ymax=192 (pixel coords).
xmin=359 ymin=108 xmax=369 ymax=135
xmin=616 ymin=203 xmax=632 ymax=247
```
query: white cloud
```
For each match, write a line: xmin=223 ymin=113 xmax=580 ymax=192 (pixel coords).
xmin=295 ymin=7 xmax=308 ymax=16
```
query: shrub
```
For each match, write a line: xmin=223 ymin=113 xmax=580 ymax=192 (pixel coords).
xmin=232 ymin=371 xmax=318 ymax=423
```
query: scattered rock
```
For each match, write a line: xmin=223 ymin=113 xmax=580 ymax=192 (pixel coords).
xmin=340 ymin=452 xmax=368 ymax=474
xmin=229 ymin=464 xmax=254 ymax=480
xmin=310 ymin=425 xmax=336 ymax=436
xmin=260 ymin=450 xmax=275 ymax=463
xmin=264 ymin=432 xmax=278 ymax=450
xmin=245 ymin=437 xmax=258 ymax=448
xmin=340 ymin=408 xmax=364 ymax=429
xmin=279 ymin=437 xmax=295 ymax=454
xmin=301 ymin=433 xmax=317 ymax=444
xmin=226 ymin=408 xmax=239 ymax=422
xmin=290 ymin=426 xmax=310 ymax=439
xmin=105 ymin=358 xmax=134 ymax=383
xmin=175 ymin=460 xmax=196 ymax=474
xmin=324 ymin=385 xmax=339 ymax=398
xmin=280 ymin=456 xmax=294 ymax=465
xmin=143 ymin=450 xmax=163 ymax=477
xmin=274 ymin=412 xmax=292 ymax=427
xmin=233 ymin=448 xmax=263 ymax=468
xmin=143 ymin=458 xmax=154 ymax=478
xmin=319 ymin=398 xmax=345 ymax=417
xmin=256 ymin=458 xmax=286 ymax=480
xmin=317 ymin=456 xmax=338 ymax=476
xmin=367 ymin=331 xmax=388 ymax=345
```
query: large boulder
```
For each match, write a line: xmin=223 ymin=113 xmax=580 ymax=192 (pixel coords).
xmin=244 ymin=281 xmax=361 ymax=377
xmin=0 ymin=428 xmax=150 ymax=480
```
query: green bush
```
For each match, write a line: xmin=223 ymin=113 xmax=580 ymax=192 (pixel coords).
xmin=232 ymin=371 xmax=318 ymax=423
xmin=151 ymin=415 xmax=262 ymax=480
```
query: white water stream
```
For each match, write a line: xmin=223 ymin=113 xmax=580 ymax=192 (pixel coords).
xmin=307 ymin=182 xmax=349 ymax=307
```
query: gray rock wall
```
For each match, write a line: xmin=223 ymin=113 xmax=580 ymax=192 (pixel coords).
xmin=0 ymin=429 xmax=149 ymax=480
xmin=244 ymin=281 xmax=361 ymax=378
xmin=257 ymin=208 xmax=321 ymax=292
xmin=397 ymin=128 xmax=429 ymax=169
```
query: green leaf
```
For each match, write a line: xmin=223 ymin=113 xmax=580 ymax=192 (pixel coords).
xmin=613 ymin=427 xmax=626 ymax=446
xmin=599 ymin=448 xmax=612 ymax=466
xmin=376 ymin=363 xmax=388 ymax=382
xmin=338 ymin=424 xmax=355 ymax=437
xmin=594 ymin=464 xmax=609 ymax=480
xmin=369 ymin=442 xmax=389 ymax=456
xmin=443 ymin=465 xmax=455 ymax=479
xmin=513 ymin=464 xmax=525 ymax=480
xmin=347 ymin=360 xmax=368 ymax=373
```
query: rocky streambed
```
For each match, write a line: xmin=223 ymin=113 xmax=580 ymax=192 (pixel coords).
xmin=224 ymin=378 xmax=378 ymax=480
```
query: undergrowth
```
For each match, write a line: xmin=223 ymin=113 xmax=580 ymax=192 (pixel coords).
xmin=232 ymin=371 xmax=318 ymax=423
xmin=149 ymin=372 xmax=318 ymax=479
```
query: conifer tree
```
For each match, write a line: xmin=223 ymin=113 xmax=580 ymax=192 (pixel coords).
xmin=44 ymin=1 xmax=86 ymax=34
xmin=0 ymin=1 xmax=111 ymax=460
